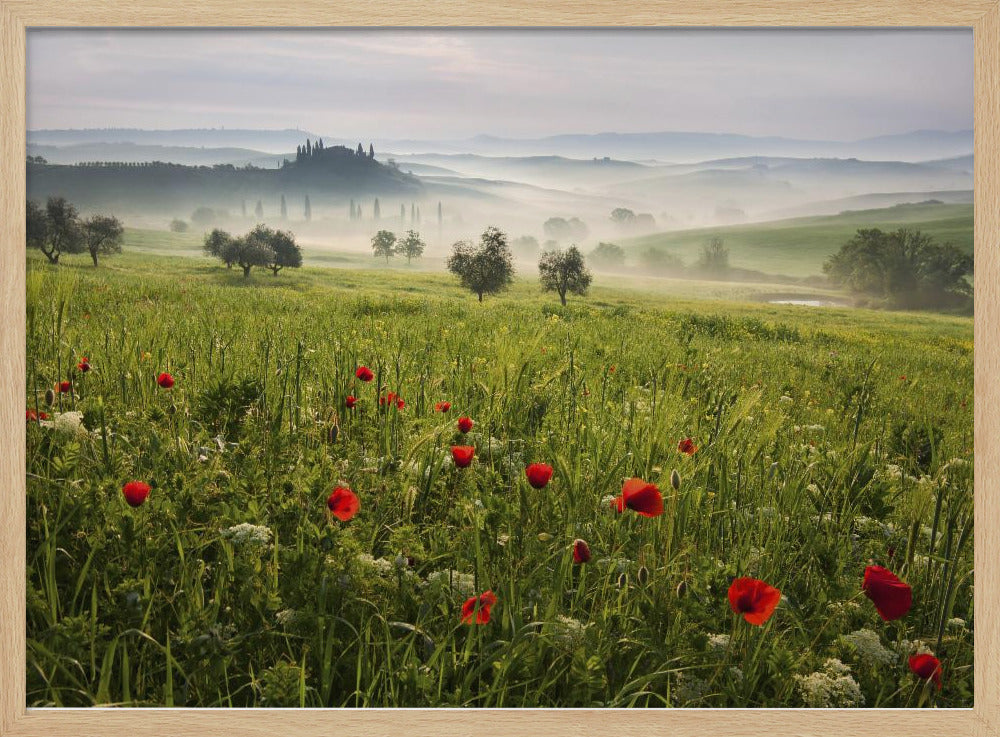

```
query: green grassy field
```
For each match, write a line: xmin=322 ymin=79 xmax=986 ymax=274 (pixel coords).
xmin=25 ymin=250 xmax=973 ymax=708
xmin=623 ymin=202 xmax=974 ymax=278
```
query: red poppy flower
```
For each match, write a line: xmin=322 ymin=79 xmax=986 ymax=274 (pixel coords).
xmin=327 ymin=486 xmax=360 ymax=522
xmin=396 ymin=398 xmax=405 ymax=410
xmin=728 ymin=577 xmax=781 ymax=625
xmin=572 ymin=538 xmax=591 ymax=564
xmin=909 ymin=653 xmax=942 ymax=690
xmin=677 ymin=437 xmax=698 ymax=456
xmin=608 ymin=365 xmax=616 ymax=374
xmin=157 ymin=372 xmax=174 ymax=389
xmin=77 ymin=358 xmax=90 ymax=373
xmin=58 ymin=381 xmax=72 ymax=394
xmin=621 ymin=478 xmax=664 ymax=517
xmin=611 ymin=495 xmax=625 ymax=513
xmin=122 ymin=480 xmax=151 ymax=508
xmin=26 ymin=409 xmax=48 ymax=422
xmin=355 ymin=365 xmax=374 ymax=382
xmin=457 ymin=416 xmax=474 ymax=433
xmin=862 ymin=565 xmax=912 ymax=621
xmin=461 ymin=590 xmax=498 ymax=624
xmin=345 ymin=395 xmax=358 ymax=409
xmin=435 ymin=401 xmax=451 ymax=413
xmin=452 ymin=445 xmax=475 ymax=468
xmin=525 ymin=463 xmax=554 ymax=489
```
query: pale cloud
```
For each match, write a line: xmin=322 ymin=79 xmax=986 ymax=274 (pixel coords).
xmin=26 ymin=28 xmax=972 ymax=141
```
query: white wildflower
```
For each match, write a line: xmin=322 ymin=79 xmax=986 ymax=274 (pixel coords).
xmin=424 ymin=569 xmax=477 ymax=597
xmin=795 ymin=659 xmax=865 ymax=707
xmin=707 ymin=633 xmax=731 ymax=652
xmin=672 ymin=671 xmax=711 ymax=706
xmin=355 ymin=553 xmax=396 ymax=576
xmin=549 ymin=615 xmax=588 ymax=648
xmin=221 ymin=523 xmax=272 ymax=549
xmin=839 ymin=628 xmax=897 ymax=667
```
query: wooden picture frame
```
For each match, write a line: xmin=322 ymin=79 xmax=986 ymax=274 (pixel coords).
xmin=1 ymin=2 xmax=997 ymax=734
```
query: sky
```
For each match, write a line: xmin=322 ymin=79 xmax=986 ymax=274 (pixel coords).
xmin=26 ymin=28 xmax=973 ymax=142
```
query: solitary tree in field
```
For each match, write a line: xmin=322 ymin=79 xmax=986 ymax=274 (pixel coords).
xmin=223 ymin=235 xmax=273 ymax=278
xmin=255 ymin=200 xmax=264 ymax=220
xmin=304 ymin=195 xmax=312 ymax=222
xmin=82 ymin=214 xmax=124 ymax=267
xmin=446 ymin=226 xmax=515 ymax=302
xmin=204 ymin=228 xmax=234 ymax=267
xmin=697 ymin=237 xmax=730 ymax=275
xmin=244 ymin=224 xmax=302 ymax=276
xmin=589 ymin=241 xmax=626 ymax=269
xmin=280 ymin=195 xmax=288 ymax=219
xmin=510 ymin=235 xmax=540 ymax=259
xmin=640 ymin=247 xmax=685 ymax=275
xmin=26 ymin=200 xmax=48 ymax=256
xmin=31 ymin=197 xmax=85 ymax=264
xmin=538 ymin=245 xmax=592 ymax=306
xmin=610 ymin=207 xmax=637 ymax=228
xmin=543 ymin=216 xmax=589 ymax=243
xmin=371 ymin=229 xmax=397 ymax=264
xmin=398 ymin=230 xmax=425 ymax=265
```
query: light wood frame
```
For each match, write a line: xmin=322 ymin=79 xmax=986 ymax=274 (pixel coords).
xmin=1 ymin=2 xmax=997 ymax=735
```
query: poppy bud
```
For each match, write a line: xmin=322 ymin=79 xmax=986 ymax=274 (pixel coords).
xmin=617 ymin=572 xmax=629 ymax=589
xmin=44 ymin=388 xmax=55 ymax=406
xmin=637 ymin=565 xmax=650 ymax=586
xmin=327 ymin=424 xmax=339 ymax=443
xmin=167 ymin=403 xmax=177 ymax=415
xmin=676 ymin=580 xmax=688 ymax=598
xmin=670 ymin=469 xmax=681 ymax=491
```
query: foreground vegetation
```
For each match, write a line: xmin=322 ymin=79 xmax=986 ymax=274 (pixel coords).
xmin=25 ymin=252 xmax=973 ymax=707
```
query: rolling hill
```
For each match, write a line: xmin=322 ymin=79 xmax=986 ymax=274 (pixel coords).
xmin=621 ymin=201 xmax=974 ymax=278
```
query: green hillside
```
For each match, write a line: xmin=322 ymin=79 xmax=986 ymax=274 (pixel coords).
xmin=623 ymin=202 xmax=973 ymax=277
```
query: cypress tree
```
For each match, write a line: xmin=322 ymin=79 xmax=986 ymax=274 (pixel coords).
xmin=306 ymin=139 xmax=312 ymax=157
xmin=374 ymin=198 xmax=381 ymax=220
xmin=255 ymin=200 xmax=264 ymax=220
xmin=304 ymin=195 xmax=311 ymax=221
xmin=368 ymin=143 xmax=375 ymax=159
xmin=350 ymin=200 xmax=356 ymax=221
xmin=280 ymin=194 xmax=287 ymax=219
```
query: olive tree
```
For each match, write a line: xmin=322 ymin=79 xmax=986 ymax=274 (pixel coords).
xmin=446 ymin=226 xmax=515 ymax=302
xmin=371 ymin=229 xmax=397 ymax=263
xmin=397 ymin=230 xmax=425 ymax=265
xmin=538 ymin=245 xmax=592 ymax=306
xmin=82 ymin=214 xmax=124 ymax=267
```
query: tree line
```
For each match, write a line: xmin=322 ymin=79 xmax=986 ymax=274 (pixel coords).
xmin=26 ymin=197 xmax=124 ymax=267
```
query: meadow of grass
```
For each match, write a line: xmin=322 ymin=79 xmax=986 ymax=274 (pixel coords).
xmin=624 ymin=202 xmax=974 ymax=277
xmin=25 ymin=250 xmax=973 ymax=708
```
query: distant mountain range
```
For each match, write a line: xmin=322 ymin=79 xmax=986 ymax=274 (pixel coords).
xmin=27 ymin=127 xmax=973 ymax=163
